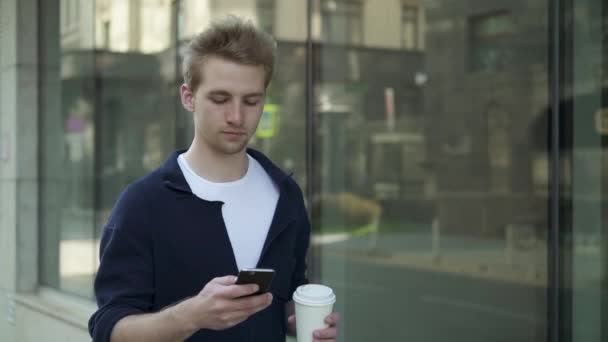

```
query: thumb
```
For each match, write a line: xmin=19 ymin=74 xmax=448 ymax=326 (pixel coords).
xmin=212 ymin=275 xmax=237 ymax=285
xmin=288 ymin=315 xmax=296 ymax=323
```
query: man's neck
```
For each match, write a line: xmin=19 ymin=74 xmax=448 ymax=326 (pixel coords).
xmin=183 ymin=140 xmax=249 ymax=183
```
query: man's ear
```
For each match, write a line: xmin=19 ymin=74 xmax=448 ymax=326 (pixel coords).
xmin=180 ymin=84 xmax=195 ymax=112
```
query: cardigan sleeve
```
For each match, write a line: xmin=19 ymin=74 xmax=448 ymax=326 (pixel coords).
xmin=290 ymin=188 xmax=311 ymax=294
xmin=88 ymin=185 xmax=156 ymax=342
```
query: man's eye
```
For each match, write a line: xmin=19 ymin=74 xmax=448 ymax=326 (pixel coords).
xmin=244 ymin=100 xmax=261 ymax=106
xmin=210 ymin=97 xmax=228 ymax=104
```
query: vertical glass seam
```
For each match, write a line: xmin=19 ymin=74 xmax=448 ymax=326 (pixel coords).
xmin=92 ymin=0 xmax=102 ymax=275
xmin=549 ymin=0 xmax=562 ymax=340
xmin=305 ymin=0 xmax=321 ymax=281
xmin=602 ymin=3 xmax=607 ymax=339
xmin=306 ymin=0 xmax=314 ymax=217
xmin=36 ymin=0 xmax=44 ymax=288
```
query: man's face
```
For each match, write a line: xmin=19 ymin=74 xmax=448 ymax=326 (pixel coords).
xmin=182 ymin=56 xmax=266 ymax=156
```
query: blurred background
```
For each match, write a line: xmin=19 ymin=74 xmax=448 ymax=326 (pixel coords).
xmin=0 ymin=0 xmax=606 ymax=341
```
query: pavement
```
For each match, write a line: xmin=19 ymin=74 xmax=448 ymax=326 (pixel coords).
xmin=312 ymin=230 xmax=602 ymax=287
xmin=308 ymin=231 xmax=602 ymax=342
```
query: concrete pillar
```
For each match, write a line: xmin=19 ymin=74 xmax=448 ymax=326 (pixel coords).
xmin=0 ymin=0 xmax=40 ymax=340
xmin=0 ymin=0 xmax=39 ymax=294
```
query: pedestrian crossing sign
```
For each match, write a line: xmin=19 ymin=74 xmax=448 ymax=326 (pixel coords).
xmin=256 ymin=103 xmax=279 ymax=138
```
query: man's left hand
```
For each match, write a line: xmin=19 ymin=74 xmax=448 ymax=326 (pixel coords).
xmin=313 ymin=312 xmax=340 ymax=341
xmin=287 ymin=312 xmax=340 ymax=342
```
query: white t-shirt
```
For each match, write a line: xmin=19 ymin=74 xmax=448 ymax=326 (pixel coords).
xmin=177 ymin=153 xmax=279 ymax=270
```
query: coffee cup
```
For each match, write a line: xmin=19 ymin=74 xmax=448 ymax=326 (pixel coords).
xmin=293 ymin=284 xmax=336 ymax=342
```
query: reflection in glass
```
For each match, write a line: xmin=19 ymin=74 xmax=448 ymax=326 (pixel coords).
xmin=321 ymin=0 xmax=363 ymax=45
xmin=312 ymin=0 xmax=549 ymax=341
xmin=257 ymin=0 xmax=276 ymax=35
xmin=469 ymin=11 xmax=514 ymax=72
xmin=40 ymin=0 xmax=97 ymax=297
xmin=37 ymin=2 xmax=607 ymax=341
xmin=566 ymin=1 xmax=607 ymax=341
xmin=40 ymin=0 xmax=308 ymax=300
xmin=401 ymin=4 xmax=420 ymax=50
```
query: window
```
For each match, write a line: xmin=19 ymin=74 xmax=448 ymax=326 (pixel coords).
xmin=321 ymin=0 xmax=363 ymax=45
xmin=314 ymin=2 xmax=551 ymax=341
xmin=257 ymin=0 xmax=276 ymax=35
xmin=469 ymin=11 xmax=513 ymax=72
xmin=102 ymin=20 xmax=110 ymax=49
xmin=486 ymin=103 xmax=511 ymax=192
xmin=170 ymin=0 xmax=180 ymax=43
xmin=401 ymin=4 xmax=419 ymax=50
xmin=39 ymin=0 xmax=308 ymax=299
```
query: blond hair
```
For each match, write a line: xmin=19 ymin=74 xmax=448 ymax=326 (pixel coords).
xmin=182 ymin=16 xmax=277 ymax=91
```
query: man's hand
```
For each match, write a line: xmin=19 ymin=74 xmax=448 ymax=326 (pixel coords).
xmin=287 ymin=312 xmax=340 ymax=342
xmin=177 ymin=275 xmax=273 ymax=331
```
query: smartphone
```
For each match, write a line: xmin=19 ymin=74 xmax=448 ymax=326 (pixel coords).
xmin=235 ymin=268 xmax=275 ymax=296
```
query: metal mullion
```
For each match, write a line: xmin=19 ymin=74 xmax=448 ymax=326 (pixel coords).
xmin=305 ymin=0 xmax=321 ymax=282
xmin=548 ymin=0 xmax=564 ymax=340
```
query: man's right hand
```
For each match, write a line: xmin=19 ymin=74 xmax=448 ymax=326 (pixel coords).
xmin=176 ymin=275 xmax=273 ymax=331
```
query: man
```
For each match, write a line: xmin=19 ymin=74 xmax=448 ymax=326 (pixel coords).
xmin=88 ymin=16 xmax=339 ymax=342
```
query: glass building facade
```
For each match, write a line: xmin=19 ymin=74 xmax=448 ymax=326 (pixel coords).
xmin=0 ymin=0 xmax=606 ymax=341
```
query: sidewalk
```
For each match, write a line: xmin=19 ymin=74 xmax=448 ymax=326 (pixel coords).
xmin=313 ymin=231 xmax=601 ymax=287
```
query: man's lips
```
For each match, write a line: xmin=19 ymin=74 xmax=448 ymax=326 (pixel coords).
xmin=221 ymin=131 xmax=247 ymax=139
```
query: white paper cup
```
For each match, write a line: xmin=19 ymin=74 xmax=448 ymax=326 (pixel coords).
xmin=293 ymin=284 xmax=336 ymax=342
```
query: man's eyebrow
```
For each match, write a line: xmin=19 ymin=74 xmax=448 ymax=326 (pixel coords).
xmin=244 ymin=92 xmax=264 ymax=98
xmin=206 ymin=90 xmax=264 ymax=97
xmin=207 ymin=90 xmax=231 ymax=96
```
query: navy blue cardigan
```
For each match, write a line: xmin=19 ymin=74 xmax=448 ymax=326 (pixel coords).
xmin=89 ymin=149 xmax=311 ymax=342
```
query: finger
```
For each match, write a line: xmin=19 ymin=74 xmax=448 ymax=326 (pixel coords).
xmin=212 ymin=275 xmax=237 ymax=285
xmin=313 ymin=327 xmax=338 ymax=340
xmin=288 ymin=315 xmax=296 ymax=324
xmin=219 ymin=284 xmax=260 ymax=298
xmin=216 ymin=292 xmax=272 ymax=313
xmin=223 ymin=296 xmax=272 ymax=322
xmin=249 ymin=294 xmax=273 ymax=313
xmin=230 ymin=292 xmax=273 ymax=312
xmin=325 ymin=312 xmax=340 ymax=325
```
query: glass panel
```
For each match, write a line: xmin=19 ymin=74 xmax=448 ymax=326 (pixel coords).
xmin=40 ymin=0 xmax=97 ymax=298
xmin=312 ymin=0 xmax=549 ymax=341
xmin=94 ymin=0 xmax=178 ymax=232
xmin=321 ymin=0 xmax=362 ymax=45
xmin=469 ymin=11 xmax=514 ymax=72
xmin=567 ymin=0 xmax=607 ymax=340
xmin=401 ymin=5 xmax=419 ymax=50
xmin=257 ymin=0 xmax=276 ymax=35
xmin=40 ymin=0 xmax=181 ymax=299
xmin=40 ymin=0 xmax=308 ymax=301
xmin=177 ymin=0 xmax=309 ymax=187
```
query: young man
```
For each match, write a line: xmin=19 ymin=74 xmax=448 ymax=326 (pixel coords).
xmin=88 ymin=16 xmax=339 ymax=342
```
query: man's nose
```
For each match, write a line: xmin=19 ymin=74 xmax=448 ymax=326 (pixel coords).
xmin=225 ymin=101 xmax=244 ymax=126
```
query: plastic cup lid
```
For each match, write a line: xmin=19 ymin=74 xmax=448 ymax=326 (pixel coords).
xmin=293 ymin=284 xmax=336 ymax=306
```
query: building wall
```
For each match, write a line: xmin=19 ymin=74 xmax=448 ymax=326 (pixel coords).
xmin=363 ymin=0 xmax=404 ymax=49
xmin=275 ymin=0 xmax=308 ymax=42
xmin=181 ymin=0 xmax=213 ymax=38
xmin=424 ymin=0 xmax=550 ymax=235
xmin=60 ymin=0 xmax=95 ymax=49
xmin=86 ymin=0 xmax=425 ymax=51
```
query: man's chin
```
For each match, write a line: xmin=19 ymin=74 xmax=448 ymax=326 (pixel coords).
xmin=215 ymin=143 xmax=248 ymax=155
